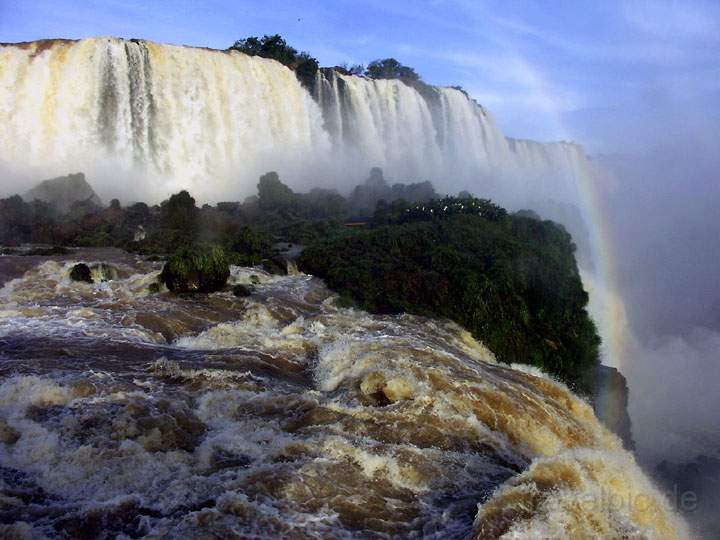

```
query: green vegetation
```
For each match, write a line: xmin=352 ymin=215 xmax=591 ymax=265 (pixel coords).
xmin=226 ymin=34 xmax=444 ymax=99
xmin=257 ymin=171 xmax=297 ymax=211
xmin=1 ymin=169 xmax=599 ymax=387
xmin=160 ymin=190 xmax=198 ymax=235
xmin=160 ymin=245 xmax=231 ymax=293
xmin=299 ymin=197 xmax=599 ymax=387
xmin=364 ymin=58 xmax=421 ymax=81
xmin=229 ymin=34 xmax=319 ymax=89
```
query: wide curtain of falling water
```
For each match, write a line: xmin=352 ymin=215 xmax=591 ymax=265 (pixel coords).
xmin=1 ymin=38 xmax=589 ymax=205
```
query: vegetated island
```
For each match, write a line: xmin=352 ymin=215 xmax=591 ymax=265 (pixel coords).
xmin=0 ymin=166 xmax=599 ymax=393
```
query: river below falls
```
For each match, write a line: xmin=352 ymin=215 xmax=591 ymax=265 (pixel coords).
xmin=0 ymin=248 xmax=687 ymax=539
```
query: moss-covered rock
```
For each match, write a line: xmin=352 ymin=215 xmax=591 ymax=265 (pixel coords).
xmin=232 ymin=284 xmax=252 ymax=297
xmin=160 ymin=245 xmax=230 ymax=293
xmin=69 ymin=263 xmax=93 ymax=283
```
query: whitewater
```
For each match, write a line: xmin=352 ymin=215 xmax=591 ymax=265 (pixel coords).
xmin=0 ymin=250 xmax=687 ymax=538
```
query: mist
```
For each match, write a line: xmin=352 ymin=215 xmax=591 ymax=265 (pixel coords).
xmin=579 ymin=98 xmax=720 ymax=536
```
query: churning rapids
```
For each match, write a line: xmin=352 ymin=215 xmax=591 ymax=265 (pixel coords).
xmin=0 ymin=249 xmax=687 ymax=539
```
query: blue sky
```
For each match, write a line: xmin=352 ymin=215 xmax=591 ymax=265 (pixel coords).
xmin=1 ymin=0 xmax=718 ymax=153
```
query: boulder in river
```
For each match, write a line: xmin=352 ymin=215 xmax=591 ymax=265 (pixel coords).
xmin=69 ymin=263 xmax=93 ymax=283
xmin=232 ymin=284 xmax=252 ymax=297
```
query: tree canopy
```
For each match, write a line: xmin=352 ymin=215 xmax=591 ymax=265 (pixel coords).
xmin=300 ymin=198 xmax=599 ymax=387
xmin=229 ymin=34 xmax=318 ymax=88
xmin=364 ymin=58 xmax=421 ymax=81
xmin=257 ymin=171 xmax=297 ymax=211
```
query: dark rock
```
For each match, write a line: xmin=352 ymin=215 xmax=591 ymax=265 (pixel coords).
xmin=582 ymin=364 xmax=634 ymax=449
xmin=148 ymin=282 xmax=162 ymax=294
xmin=232 ymin=284 xmax=252 ymax=297
xmin=0 ymin=419 xmax=19 ymax=444
xmin=208 ymin=449 xmax=252 ymax=472
xmin=160 ymin=246 xmax=230 ymax=293
xmin=263 ymin=255 xmax=290 ymax=275
xmin=22 ymin=172 xmax=101 ymax=214
xmin=69 ymin=263 xmax=93 ymax=283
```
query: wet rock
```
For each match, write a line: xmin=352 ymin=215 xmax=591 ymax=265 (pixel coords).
xmin=232 ymin=284 xmax=252 ymax=297
xmin=112 ymin=399 xmax=207 ymax=453
xmin=360 ymin=372 xmax=414 ymax=405
xmin=148 ymin=281 xmax=162 ymax=294
xmin=25 ymin=404 xmax=66 ymax=423
xmin=0 ymin=419 xmax=19 ymax=444
xmin=208 ymin=448 xmax=252 ymax=472
xmin=262 ymin=255 xmax=291 ymax=275
xmin=160 ymin=246 xmax=230 ymax=293
xmin=581 ymin=364 xmax=634 ymax=449
xmin=69 ymin=263 xmax=93 ymax=283
xmin=70 ymin=379 xmax=96 ymax=398
xmin=54 ymin=496 xmax=160 ymax=540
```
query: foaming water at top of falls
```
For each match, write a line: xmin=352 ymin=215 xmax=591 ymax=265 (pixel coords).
xmin=1 ymin=37 xmax=590 ymax=205
xmin=0 ymin=250 xmax=690 ymax=539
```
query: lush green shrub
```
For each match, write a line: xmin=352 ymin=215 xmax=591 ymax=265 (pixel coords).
xmin=225 ymin=225 xmax=273 ymax=264
xmin=300 ymin=199 xmax=599 ymax=386
xmin=160 ymin=245 xmax=230 ymax=293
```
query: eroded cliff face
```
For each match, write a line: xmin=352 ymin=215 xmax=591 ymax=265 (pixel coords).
xmin=583 ymin=364 xmax=635 ymax=450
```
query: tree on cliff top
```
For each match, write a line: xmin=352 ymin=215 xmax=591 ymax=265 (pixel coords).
xmin=229 ymin=34 xmax=318 ymax=88
xmin=365 ymin=58 xmax=421 ymax=81
xmin=160 ymin=190 xmax=197 ymax=236
xmin=257 ymin=171 xmax=297 ymax=211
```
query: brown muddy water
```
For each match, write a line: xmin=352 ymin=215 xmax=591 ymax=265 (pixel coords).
xmin=0 ymin=249 xmax=687 ymax=539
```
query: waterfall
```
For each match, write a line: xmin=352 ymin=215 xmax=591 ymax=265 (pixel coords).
xmin=0 ymin=38 xmax=330 ymax=200
xmin=1 ymin=37 xmax=588 ymax=206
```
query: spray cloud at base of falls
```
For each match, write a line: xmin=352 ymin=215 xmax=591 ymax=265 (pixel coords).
xmin=0 ymin=37 xmax=589 ymax=210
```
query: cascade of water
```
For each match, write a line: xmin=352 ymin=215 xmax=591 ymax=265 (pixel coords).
xmin=1 ymin=37 xmax=589 ymax=205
